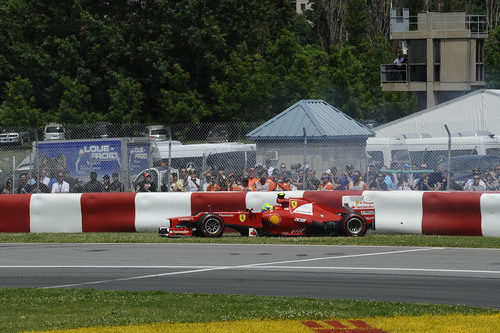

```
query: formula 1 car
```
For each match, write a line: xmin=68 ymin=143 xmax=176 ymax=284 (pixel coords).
xmin=159 ymin=193 xmax=374 ymax=238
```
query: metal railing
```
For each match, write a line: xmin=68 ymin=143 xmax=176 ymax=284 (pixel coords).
xmin=1 ymin=121 xmax=500 ymax=193
xmin=380 ymin=64 xmax=408 ymax=84
xmin=390 ymin=13 xmax=488 ymax=37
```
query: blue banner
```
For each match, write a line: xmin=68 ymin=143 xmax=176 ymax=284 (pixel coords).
xmin=37 ymin=140 xmax=122 ymax=179
xmin=127 ymin=142 xmax=150 ymax=175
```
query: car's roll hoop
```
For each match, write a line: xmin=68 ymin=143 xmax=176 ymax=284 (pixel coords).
xmin=276 ymin=192 xmax=289 ymax=208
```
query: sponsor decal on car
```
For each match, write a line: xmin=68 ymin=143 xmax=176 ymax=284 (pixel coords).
xmin=239 ymin=214 xmax=246 ymax=222
xmin=178 ymin=217 xmax=195 ymax=221
xmin=268 ymin=214 xmax=281 ymax=225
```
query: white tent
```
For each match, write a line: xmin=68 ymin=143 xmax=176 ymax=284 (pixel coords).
xmin=375 ymin=89 xmax=500 ymax=138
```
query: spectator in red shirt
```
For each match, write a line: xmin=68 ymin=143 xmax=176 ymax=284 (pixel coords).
xmin=276 ymin=175 xmax=291 ymax=191
xmin=248 ymin=168 xmax=258 ymax=186
xmin=317 ymin=172 xmax=334 ymax=191
xmin=206 ymin=175 xmax=221 ymax=191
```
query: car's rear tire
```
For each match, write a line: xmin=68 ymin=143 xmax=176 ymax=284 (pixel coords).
xmin=197 ymin=214 xmax=225 ymax=237
xmin=341 ymin=215 xmax=367 ymax=237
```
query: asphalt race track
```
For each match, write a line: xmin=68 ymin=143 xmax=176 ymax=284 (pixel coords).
xmin=1 ymin=243 xmax=499 ymax=308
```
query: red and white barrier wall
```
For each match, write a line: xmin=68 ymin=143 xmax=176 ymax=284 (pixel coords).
xmin=0 ymin=191 xmax=499 ymax=236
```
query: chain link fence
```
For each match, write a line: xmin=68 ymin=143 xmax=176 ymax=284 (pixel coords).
xmin=1 ymin=120 xmax=499 ymax=194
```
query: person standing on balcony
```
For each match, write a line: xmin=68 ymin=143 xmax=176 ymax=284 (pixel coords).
xmin=394 ymin=54 xmax=404 ymax=66
xmin=393 ymin=53 xmax=406 ymax=81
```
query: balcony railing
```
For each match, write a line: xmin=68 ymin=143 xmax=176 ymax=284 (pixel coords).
xmin=390 ymin=12 xmax=488 ymax=37
xmin=381 ymin=64 xmax=429 ymax=85
xmin=380 ymin=64 xmax=408 ymax=84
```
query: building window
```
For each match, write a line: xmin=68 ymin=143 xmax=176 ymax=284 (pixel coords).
xmin=301 ymin=3 xmax=306 ymax=11
xmin=408 ymin=39 xmax=427 ymax=82
xmin=433 ymin=39 xmax=440 ymax=82
xmin=476 ymin=39 xmax=484 ymax=82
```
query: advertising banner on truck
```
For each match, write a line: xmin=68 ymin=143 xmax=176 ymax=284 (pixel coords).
xmin=127 ymin=142 xmax=150 ymax=175
xmin=37 ymin=139 xmax=122 ymax=179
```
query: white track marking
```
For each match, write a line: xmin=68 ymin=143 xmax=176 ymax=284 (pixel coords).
xmin=0 ymin=265 xmax=218 ymax=269
xmin=244 ymin=248 xmax=438 ymax=267
xmin=257 ymin=266 xmax=500 ymax=275
xmin=43 ymin=248 xmax=436 ymax=289
xmin=5 ymin=265 xmax=499 ymax=275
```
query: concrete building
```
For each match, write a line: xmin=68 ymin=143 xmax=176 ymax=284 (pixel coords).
xmin=381 ymin=9 xmax=488 ymax=108
xmin=246 ymin=100 xmax=374 ymax=172
xmin=293 ymin=0 xmax=311 ymax=14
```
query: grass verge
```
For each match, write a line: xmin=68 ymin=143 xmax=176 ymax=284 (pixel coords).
xmin=0 ymin=288 xmax=497 ymax=333
xmin=0 ymin=232 xmax=499 ymax=248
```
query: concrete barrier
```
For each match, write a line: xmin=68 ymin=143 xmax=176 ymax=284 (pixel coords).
xmin=0 ymin=191 xmax=499 ymax=236
xmin=364 ymin=191 xmax=424 ymax=234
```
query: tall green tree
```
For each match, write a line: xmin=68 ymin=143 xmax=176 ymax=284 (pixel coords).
xmin=485 ymin=25 xmax=500 ymax=88
xmin=55 ymin=75 xmax=93 ymax=124
xmin=108 ymin=76 xmax=143 ymax=123
xmin=345 ymin=0 xmax=369 ymax=47
xmin=0 ymin=76 xmax=44 ymax=127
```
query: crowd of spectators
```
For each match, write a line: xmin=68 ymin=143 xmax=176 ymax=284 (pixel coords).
xmin=156 ymin=160 xmax=500 ymax=193
xmin=1 ymin=170 xmax=124 ymax=194
xmin=3 ymin=160 xmax=500 ymax=194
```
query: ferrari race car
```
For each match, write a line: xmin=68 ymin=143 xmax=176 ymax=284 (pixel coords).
xmin=159 ymin=193 xmax=375 ymax=238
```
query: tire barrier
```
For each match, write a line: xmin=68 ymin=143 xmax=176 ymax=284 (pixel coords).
xmin=0 ymin=191 xmax=498 ymax=236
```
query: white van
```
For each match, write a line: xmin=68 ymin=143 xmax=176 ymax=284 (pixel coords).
xmin=366 ymin=134 xmax=500 ymax=168
xmin=146 ymin=125 xmax=169 ymax=141
xmin=43 ymin=123 xmax=66 ymax=140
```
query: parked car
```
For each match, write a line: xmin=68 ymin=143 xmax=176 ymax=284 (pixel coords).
xmin=43 ymin=123 xmax=66 ymax=140
xmin=0 ymin=129 xmax=30 ymax=145
xmin=146 ymin=125 xmax=169 ymax=141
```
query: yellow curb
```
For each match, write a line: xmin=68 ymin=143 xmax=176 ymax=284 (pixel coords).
xmin=28 ymin=313 xmax=500 ymax=333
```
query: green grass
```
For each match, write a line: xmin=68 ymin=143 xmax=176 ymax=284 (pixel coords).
xmin=0 ymin=232 xmax=499 ymax=248
xmin=0 ymin=288 xmax=497 ymax=332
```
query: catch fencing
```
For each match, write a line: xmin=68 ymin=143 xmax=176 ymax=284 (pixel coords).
xmin=0 ymin=120 xmax=499 ymax=194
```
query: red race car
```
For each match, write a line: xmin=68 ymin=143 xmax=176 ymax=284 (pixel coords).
xmin=159 ymin=193 xmax=375 ymax=238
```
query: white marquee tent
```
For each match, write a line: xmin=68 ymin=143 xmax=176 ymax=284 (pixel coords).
xmin=375 ymin=89 xmax=500 ymax=138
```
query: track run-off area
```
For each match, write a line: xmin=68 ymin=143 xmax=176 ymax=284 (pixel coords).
xmin=1 ymin=243 xmax=499 ymax=308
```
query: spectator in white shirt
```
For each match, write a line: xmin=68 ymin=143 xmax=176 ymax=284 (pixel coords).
xmin=187 ymin=169 xmax=201 ymax=192
xmin=41 ymin=169 xmax=51 ymax=186
xmin=463 ymin=174 xmax=486 ymax=191
xmin=51 ymin=172 xmax=70 ymax=193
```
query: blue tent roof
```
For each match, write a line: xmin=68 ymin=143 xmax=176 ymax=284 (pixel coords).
xmin=246 ymin=100 xmax=374 ymax=140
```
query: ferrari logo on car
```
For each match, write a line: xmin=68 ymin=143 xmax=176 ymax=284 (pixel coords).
xmin=291 ymin=200 xmax=297 ymax=209
xmin=239 ymin=214 xmax=246 ymax=222
xmin=269 ymin=214 xmax=281 ymax=225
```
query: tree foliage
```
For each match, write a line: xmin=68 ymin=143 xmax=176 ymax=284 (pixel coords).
xmin=0 ymin=76 xmax=44 ymax=128
xmin=0 ymin=0 xmax=495 ymax=128
xmin=485 ymin=25 xmax=500 ymax=88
